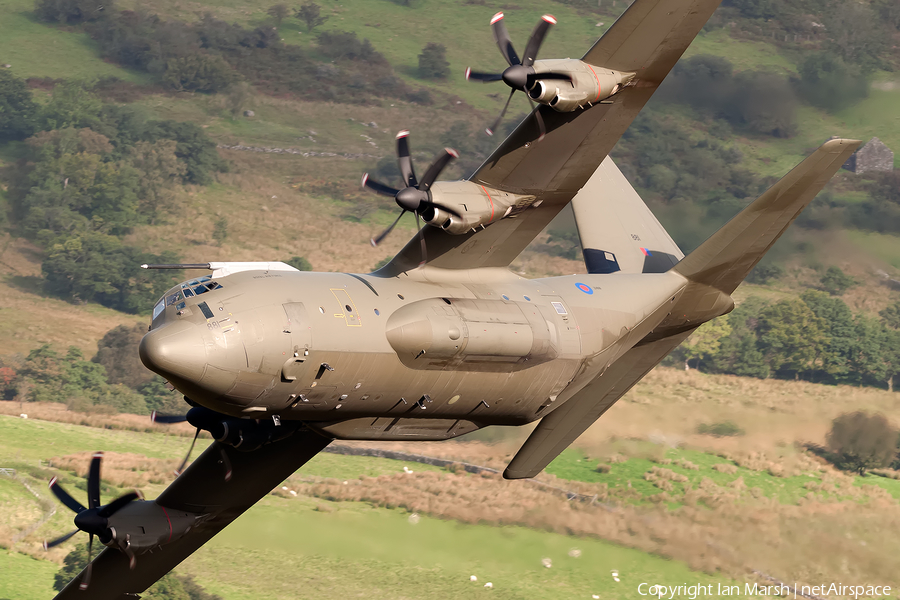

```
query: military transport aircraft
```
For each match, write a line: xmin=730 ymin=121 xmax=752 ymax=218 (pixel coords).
xmin=48 ymin=0 xmax=860 ymax=597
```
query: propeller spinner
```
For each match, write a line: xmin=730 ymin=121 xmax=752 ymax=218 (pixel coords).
xmin=44 ymin=452 xmax=140 ymax=589
xmin=466 ymin=13 xmax=571 ymax=137
xmin=362 ymin=130 xmax=458 ymax=263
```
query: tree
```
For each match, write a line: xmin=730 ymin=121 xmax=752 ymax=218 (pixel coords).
xmin=417 ymin=43 xmax=450 ymax=79
xmin=42 ymin=231 xmax=182 ymax=314
xmin=266 ymin=3 xmax=290 ymax=28
xmin=225 ymin=82 xmax=254 ymax=119
xmin=826 ymin=411 xmax=898 ymax=474
xmin=93 ymin=324 xmax=155 ymax=387
xmin=297 ymin=2 xmax=327 ymax=32
xmin=820 ymin=266 xmax=856 ymax=296
xmin=880 ymin=302 xmax=900 ymax=330
xmin=129 ymin=139 xmax=186 ymax=220
xmin=682 ymin=315 xmax=731 ymax=370
xmin=757 ymin=297 xmax=828 ymax=378
xmin=800 ymin=290 xmax=856 ymax=382
xmin=142 ymin=120 xmax=227 ymax=185
xmin=40 ymin=82 xmax=103 ymax=131
xmin=0 ymin=70 xmax=37 ymax=141
xmin=824 ymin=3 xmax=890 ymax=74
xmin=35 ymin=0 xmax=109 ymax=24
xmin=796 ymin=52 xmax=868 ymax=113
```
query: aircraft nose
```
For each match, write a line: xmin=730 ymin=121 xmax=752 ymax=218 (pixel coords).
xmin=139 ymin=320 xmax=207 ymax=382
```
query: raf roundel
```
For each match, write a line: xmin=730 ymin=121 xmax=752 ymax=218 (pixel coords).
xmin=575 ymin=283 xmax=593 ymax=295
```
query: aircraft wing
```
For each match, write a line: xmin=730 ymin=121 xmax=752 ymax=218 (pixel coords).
xmin=53 ymin=430 xmax=332 ymax=599
xmin=384 ymin=0 xmax=724 ymax=274
xmin=503 ymin=328 xmax=696 ymax=479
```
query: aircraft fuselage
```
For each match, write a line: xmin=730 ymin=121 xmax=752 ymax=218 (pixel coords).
xmin=140 ymin=269 xmax=692 ymax=441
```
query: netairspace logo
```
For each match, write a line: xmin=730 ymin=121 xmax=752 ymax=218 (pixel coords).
xmin=637 ymin=582 xmax=893 ymax=599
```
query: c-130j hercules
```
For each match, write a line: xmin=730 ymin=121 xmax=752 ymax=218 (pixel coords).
xmin=48 ymin=0 xmax=860 ymax=596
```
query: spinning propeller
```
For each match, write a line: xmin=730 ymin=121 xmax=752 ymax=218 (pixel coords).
xmin=466 ymin=12 xmax=571 ymax=137
xmin=362 ymin=130 xmax=458 ymax=263
xmin=151 ymin=409 xmax=232 ymax=481
xmin=44 ymin=452 xmax=140 ymax=589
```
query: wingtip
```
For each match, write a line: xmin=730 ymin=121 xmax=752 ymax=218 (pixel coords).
xmin=821 ymin=137 xmax=863 ymax=153
xmin=491 ymin=12 xmax=504 ymax=24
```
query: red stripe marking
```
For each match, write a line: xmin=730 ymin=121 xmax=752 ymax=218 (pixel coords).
xmin=542 ymin=14 xmax=557 ymax=24
xmin=48 ymin=476 xmax=57 ymax=488
xmin=587 ymin=64 xmax=602 ymax=102
xmin=161 ymin=505 xmax=173 ymax=543
xmin=491 ymin=12 xmax=504 ymax=24
xmin=481 ymin=186 xmax=494 ymax=221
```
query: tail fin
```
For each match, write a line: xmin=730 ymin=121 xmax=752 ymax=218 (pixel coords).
xmin=573 ymin=156 xmax=683 ymax=275
xmin=674 ymin=138 xmax=861 ymax=293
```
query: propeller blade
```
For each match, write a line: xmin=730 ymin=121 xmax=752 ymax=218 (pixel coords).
xmin=151 ymin=411 xmax=187 ymax=424
xmin=415 ymin=212 xmax=427 ymax=267
xmin=79 ymin=534 xmax=93 ymax=590
xmin=527 ymin=96 xmax=547 ymax=141
xmin=43 ymin=529 xmax=79 ymax=550
xmin=175 ymin=429 xmax=201 ymax=476
xmin=418 ymin=149 xmax=458 ymax=192
xmin=87 ymin=452 xmax=102 ymax=510
xmin=361 ymin=174 xmax=400 ymax=198
xmin=490 ymin=12 xmax=520 ymax=67
xmin=98 ymin=492 xmax=139 ymax=518
xmin=396 ymin=130 xmax=418 ymax=188
xmin=371 ymin=210 xmax=407 ymax=247
xmin=486 ymin=88 xmax=517 ymax=136
xmin=465 ymin=68 xmax=503 ymax=83
xmin=533 ymin=72 xmax=573 ymax=83
xmin=522 ymin=14 xmax=556 ymax=67
xmin=219 ymin=446 xmax=233 ymax=482
xmin=48 ymin=477 xmax=87 ymax=514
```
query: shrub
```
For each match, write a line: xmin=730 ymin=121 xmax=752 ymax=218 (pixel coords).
xmin=163 ymin=54 xmax=239 ymax=93
xmin=285 ymin=256 xmax=312 ymax=271
xmin=826 ymin=411 xmax=898 ymax=474
xmin=595 ymin=463 xmax=611 ymax=474
xmin=697 ymin=420 xmax=745 ymax=437
xmin=35 ymin=0 xmax=109 ymax=24
xmin=820 ymin=266 xmax=856 ymax=296
xmin=297 ymin=2 xmax=328 ymax=32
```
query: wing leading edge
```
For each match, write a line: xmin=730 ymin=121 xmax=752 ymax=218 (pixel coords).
xmin=384 ymin=0 xmax=725 ymax=275
xmin=53 ymin=430 xmax=332 ymax=599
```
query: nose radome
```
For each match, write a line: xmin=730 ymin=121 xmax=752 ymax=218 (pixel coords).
xmin=139 ymin=320 xmax=207 ymax=382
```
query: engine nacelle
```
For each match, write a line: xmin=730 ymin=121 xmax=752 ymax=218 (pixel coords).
xmin=426 ymin=181 xmax=535 ymax=235
xmin=105 ymin=500 xmax=199 ymax=555
xmin=528 ymin=59 xmax=633 ymax=112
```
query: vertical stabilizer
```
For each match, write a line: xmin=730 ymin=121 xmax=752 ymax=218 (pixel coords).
xmin=572 ymin=156 xmax=683 ymax=275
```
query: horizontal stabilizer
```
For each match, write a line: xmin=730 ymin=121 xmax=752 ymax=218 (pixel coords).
xmin=674 ymin=138 xmax=861 ymax=294
xmin=504 ymin=328 xmax=696 ymax=479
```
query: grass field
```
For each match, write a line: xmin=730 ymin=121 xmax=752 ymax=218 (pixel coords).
xmin=0 ymin=0 xmax=147 ymax=82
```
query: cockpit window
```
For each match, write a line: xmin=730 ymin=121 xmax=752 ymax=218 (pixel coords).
xmin=180 ymin=276 xmax=222 ymax=296
xmin=152 ymin=299 xmax=165 ymax=320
